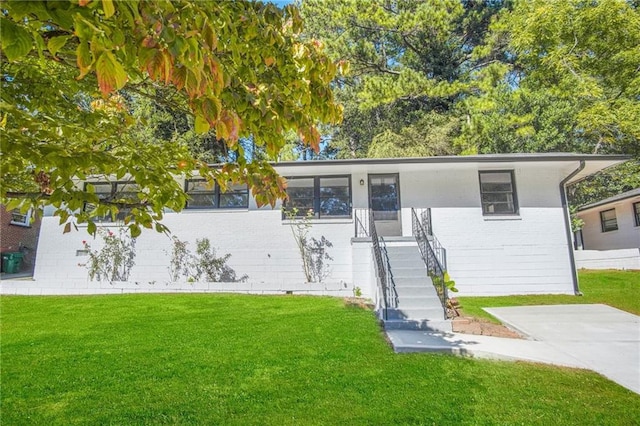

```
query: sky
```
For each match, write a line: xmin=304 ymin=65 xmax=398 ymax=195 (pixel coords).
xmin=269 ymin=0 xmax=295 ymax=8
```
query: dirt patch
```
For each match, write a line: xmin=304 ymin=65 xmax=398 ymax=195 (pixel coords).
xmin=452 ymin=316 xmax=523 ymax=339
xmin=344 ymin=297 xmax=375 ymax=310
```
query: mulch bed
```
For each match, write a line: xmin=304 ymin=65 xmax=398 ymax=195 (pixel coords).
xmin=452 ymin=315 xmax=523 ymax=339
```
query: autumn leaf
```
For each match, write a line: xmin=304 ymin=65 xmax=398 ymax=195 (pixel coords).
xmin=95 ymin=51 xmax=128 ymax=95
xmin=220 ymin=110 xmax=241 ymax=143
xmin=264 ymin=56 xmax=275 ymax=67
xmin=214 ymin=119 xmax=230 ymax=141
xmin=143 ymin=49 xmax=173 ymax=84
xmin=172 ymin=65 xmax=187 ymax=90
xmin=207 ymin=57 xmax=224 ymax=93
xmin=300 ymin=126 xmax=321 ymax=152
xmin=202 ymin=23 xmax=218 ymax=51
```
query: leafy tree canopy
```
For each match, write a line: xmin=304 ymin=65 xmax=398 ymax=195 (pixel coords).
xmin=1 ymin=0 xmax=343 ymax=235
xmin=459 ymin=0 xmax=640 ymax=156
xmin=301 ymin=0 xmax=505 ymax=158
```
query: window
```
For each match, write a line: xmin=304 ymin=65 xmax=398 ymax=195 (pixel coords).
xmin=285 ymin=176 xmax=351 ymax=218
xmin=84 ymin=181 xmax=140 ymax=222
xmin=479 ymin=171 xmax=518 ymax=215
xmin=10 ymin=209 xmax=32 ymax=227
xmin=185 ymin=179 xmax=248 ymax=209
xmin=634 ymin=202 xmax=640 ymax=227
xmin=600 ymin=208 xmax=618 ymax=232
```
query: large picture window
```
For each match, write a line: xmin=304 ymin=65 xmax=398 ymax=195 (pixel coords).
xmin=600 ymin=208 xmax=618 ymax=232
xmin=479 ymin=171 xmax=518 ymax=215
xmin=634 ymin=202 xmax=640 ymax=227
xmin=285 ymin=176 xmax=351 ymax=218
xmin=84 ymin=181 xmax=141 ymax=222
xmin=185 ymin=180 xmax=249 ymax=209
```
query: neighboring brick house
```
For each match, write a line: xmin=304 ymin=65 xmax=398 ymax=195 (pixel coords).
xmin=0 ymin=205 xmax=41 ymax=274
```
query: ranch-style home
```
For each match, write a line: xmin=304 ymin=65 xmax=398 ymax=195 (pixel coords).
xmin=573 ymin=188 xmax=640 ymax=270
xmin=575 ymin=188 xmax=640 ymax=251
xmin=11 ymin=153 xmax=627 ymax=329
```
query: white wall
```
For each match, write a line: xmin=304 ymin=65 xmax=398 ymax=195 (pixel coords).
xmin=578 ymin=197 xmax=640 ymax=250
xmin=396 ymin=165 xmax=574 ymax=296
xmin=32 ymin=161 xmax=576 ymax=297
xmin=575 ymin=249 xmax=640 ymax=270
xmin=34 ymin=209 xmax=366 ymax=294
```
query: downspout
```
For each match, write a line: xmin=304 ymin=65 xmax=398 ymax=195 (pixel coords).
xmin=560 ymin=160 xmax=585 ymax=295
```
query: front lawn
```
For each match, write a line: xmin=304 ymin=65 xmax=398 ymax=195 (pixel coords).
xmin=457 ymin=270 xmax=640 ymax=322
xmin=1 ymin=294 xmax=638 ymax=425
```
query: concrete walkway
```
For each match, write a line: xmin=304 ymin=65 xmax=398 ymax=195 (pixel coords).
xmin=386 ymin=304 xmax=640 ymax=394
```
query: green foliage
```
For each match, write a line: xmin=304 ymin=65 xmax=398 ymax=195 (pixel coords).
xmin=353 ymin=286 xmax=362 ymax=297
xmin=568 ymin=160 xmax=640 ymax=208
xmin=81 ymin=228 xmax=136 ymax=283
xmin=283 ymin=207 xmax=334 ymax=282
xmin=301 ymin=0 xmax=505 ymax=158
xmin=368 ymin=111 xmax=460 ymax=158
xmin=1 ymin=0 xmax=342 ymax=235
xmin=458 ymin=270 xmax=640 ymax=322
xmin=444 ymin=271 xmax=458 ymax=293
xmin=460 ymin=0 xmax=640 ymax=156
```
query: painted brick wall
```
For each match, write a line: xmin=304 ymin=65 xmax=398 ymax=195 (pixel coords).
xmin=0 ymin=205 xmax=41 ymax=272
xmin=397 ymin=164 xmax=575 ymax=295
xmin=33 ymin=161 xmax=576 ymax=296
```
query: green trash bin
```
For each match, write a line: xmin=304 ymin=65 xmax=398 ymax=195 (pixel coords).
xmin=2 ymin=252 xmax=24 ymax=274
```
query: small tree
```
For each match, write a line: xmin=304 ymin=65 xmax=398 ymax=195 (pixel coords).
xmin=283 ymin=208 xmax=333 ymax=282
xmin=82 ymin=228 xmax=136 ymax=283
xmin=167 ymin=236 xmax=191 ymax=282
xmin=167 ymin=237 xmax=247 ymax=283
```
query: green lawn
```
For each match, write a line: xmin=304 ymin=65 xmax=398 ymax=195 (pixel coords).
xmin=1 ymin=293 xmax=638 ymax=425
xmin=457 ymin=270 xmax=640 ymax=322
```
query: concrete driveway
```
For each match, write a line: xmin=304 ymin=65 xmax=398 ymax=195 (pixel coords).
xmin=485 ymin=304 xmax=640 ymax=394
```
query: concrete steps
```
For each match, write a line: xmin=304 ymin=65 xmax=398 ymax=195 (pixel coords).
xmin=382 ymin=243 xmax=451 ymax=333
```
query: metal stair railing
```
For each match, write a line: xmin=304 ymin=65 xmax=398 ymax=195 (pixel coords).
xmin=354 ymin=208 xmax=370 ymax=238
xmin=411 ymin=208 xmax=448 ymax=319
xmin=367 ymin=209 xmax=396 ymax=320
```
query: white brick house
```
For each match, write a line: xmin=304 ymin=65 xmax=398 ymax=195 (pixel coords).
xmin=14 ymin=154 xmax=627 ymax=304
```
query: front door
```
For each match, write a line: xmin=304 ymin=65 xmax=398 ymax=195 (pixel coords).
xmin=369 ymin=174 xmax=402 ymax=237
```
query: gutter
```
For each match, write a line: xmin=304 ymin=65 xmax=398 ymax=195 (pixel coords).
xmin=559 ymin=160 xmax=585 ymax=295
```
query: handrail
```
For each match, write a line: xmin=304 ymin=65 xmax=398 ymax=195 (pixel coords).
xmin=419 ymin=208 xmax=447 ymax=269
xmin=368 ymin=209 xmax=396 ymax=319
xmin=354 ymin=208 xmax=370 ymax=238
xmin=411 ymin=208 xmax=448 ymax=319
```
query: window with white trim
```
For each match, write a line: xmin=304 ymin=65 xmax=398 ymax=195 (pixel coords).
xmin=285 ymin=176 xmax=351 ymax=218
xmin=600 ymin=208 xmax=618 ymax=232
xmin=185 ymin=179 xmax=249 ymax=209
xmin=479 ymin=171 xmax=518 ymax=215
xmin=10 ymin=209 xmax=32 ymax=227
